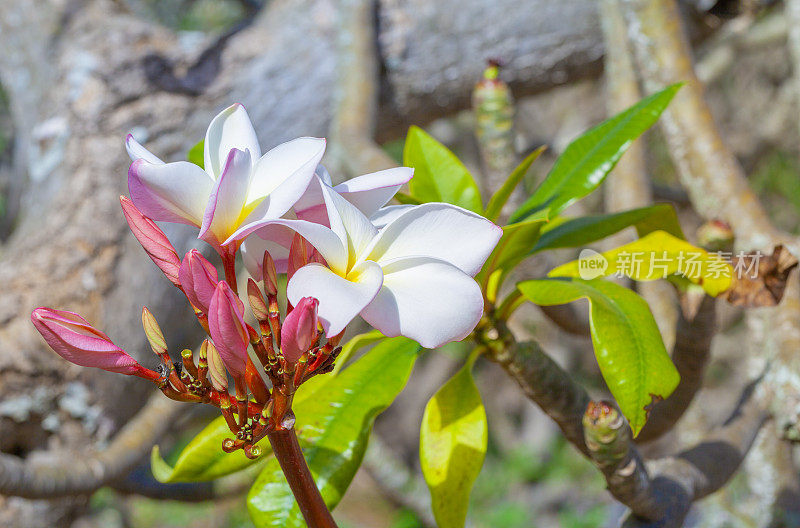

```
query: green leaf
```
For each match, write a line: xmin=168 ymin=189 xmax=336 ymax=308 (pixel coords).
xmin=517 ymin=278 xmax=679 ymax=435
xmin=484 ymin=146 xmax=546 ymax=221
xmin=393 ymin=192 xmax=422 ymax=205
xmin=420 ymin=357 xmax=487 ymax=528
xmin=533 ymin=203 xmax=684 ymax=253
xmin=151 ymin=418 xmax=266 ymax=483
xmin=479 ymin=208 xmax=550 ymax=280
xmin=187 ymin=140 xmax=204 ymax=169
xmin=403 ymin=126 xmax=483 ymax=212
xmin=247 ymin=337 xmax=420 ymax=527
xmin=549 ymin=230 xmax=733 ymax=296
xmin=151 ymin=333 xmax=387 ymax=484
xmin=510 ymin=84 xmax=682 ymax=222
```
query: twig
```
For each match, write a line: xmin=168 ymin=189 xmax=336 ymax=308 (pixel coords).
xmin=329 ymin=0 xmax=396 ymax=178
xmin=0 ymin=393 xmax=182 ymax=498
xmin=600 ymin=0 xmax=679 ymax=352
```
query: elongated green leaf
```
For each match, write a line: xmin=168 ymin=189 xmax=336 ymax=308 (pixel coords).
xmin=187 ymin=140 xmax=204 ymax=169
xmin=151 ymin=420 xmax=267 ymax=483
xmin=151 ymin=332 xmax=387 ymax=483
xmin=510 ymin=84 xmax=682 ymax=222
xmin=403 ymin=126 xmax=483 ymax=212
xmin=517 ymin=278 xmax=679 ymax=435
xmin=420 ymin=357 xmax=487 ymax=528
xmin=533 ymin=203 xmax=684 ymax=253
xmin=247 ymin=337 xmax=420 ymax=527
xmin=484 ymin=146 xmax=546 ymax=221
xmin=549 ymin=230 xmax=733 ymax=296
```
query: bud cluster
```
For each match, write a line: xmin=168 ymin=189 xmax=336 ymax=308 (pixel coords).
xmin=32 ymin=197 xmax=345 ymax=459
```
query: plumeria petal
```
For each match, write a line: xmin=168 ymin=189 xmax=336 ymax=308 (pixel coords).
xmin=333 ymin=167 xmax=413 ymax=217
xmin=241 ymin=226 xmax=293 ymax=279
xmin=319 ymin=180 xmax=378 ymax=266
xmin=31 ymin=308 xmax=142 ymax=375
xmin=207 ymin=282 xmax=249 ymax=378
xmin=199 ymin=148 xmax=252 ymax=246
xmin=228 ymin=218 xmax=348 ymax=275
xmin=360 ymin=257 xmax=484 ymax=348
xmin=246 ymin=137 xmax=326 ymax=213
xmin=204 ymin=103 xmax=261 ymax=179
xmin=286 ymin=261 xmax=383 ymax=337
xmin=128 ymin=159 xmax=214 ymax=226
xmin=369 ymin=204 xmax=416 ymax=229
xmin=365 ymin=203 xmax=503 ymax=276
xmin=178 ymin=250 xmax=219 ymax=313
xmin=125 ymin=134 xmax=164 ymax=164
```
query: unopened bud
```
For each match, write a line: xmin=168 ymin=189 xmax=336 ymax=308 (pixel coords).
xmin=281 ymin=297 xmax=319 ymax=364
xmin=697 ymin=220 xmax=734 ymax=252
xmin=247 ymin=278 xmax=269 ymax=322
xmin=262 ymin=251 xmax=278 ymax=296
xmin=179 ymin=249 xmax=219 ymax=313
xmin=204 ymin=339 xmax=228 ymax=391
xmin=141 ymin=307 xmax=167 ymax=356
xmin=120 ymin=196 xmax=181 ymax=287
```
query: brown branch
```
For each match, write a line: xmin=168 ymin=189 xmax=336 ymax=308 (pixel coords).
xmin=583 ymin=402 xmax=659 ymax=519
xmin=621 ymin=378 xmax=769 ymax=527
xmin=538 ymin=304 xmax=590 ymax=338
xmin=0 ymin=393 xmax=181 ymax=498
xmin=636 ymin=295 xmax=716 ymax=443
xmin=487 ymin=340 xmax=592 ymax=457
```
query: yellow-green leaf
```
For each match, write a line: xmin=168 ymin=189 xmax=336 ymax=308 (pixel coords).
xmin=420 ymin=357 xmax=487 ymax=528
xmin=549 ymin=230 xmax=733 ymax=296
xmin=517 ymin=278 xmax=679 ymax=435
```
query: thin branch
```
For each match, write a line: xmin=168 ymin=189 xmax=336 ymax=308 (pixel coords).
xmin=600 ymin=0 xmax=678 ymax=352
xmin=0 ymin=393 xmax=182 ymax=498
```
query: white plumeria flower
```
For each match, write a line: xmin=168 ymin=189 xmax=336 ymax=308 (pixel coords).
xmin=228 ymin=183 xmax=502 ymax=348
xmin=240 ymin=165 xmax=413 ymax=278
xmin=125 ymin=103 xmax=326 ymax=252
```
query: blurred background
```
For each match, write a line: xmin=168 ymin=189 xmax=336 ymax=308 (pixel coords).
xmin=0 ymin=0 xmax=797 ymax=527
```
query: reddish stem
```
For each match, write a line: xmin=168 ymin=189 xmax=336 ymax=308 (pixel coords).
xmin=221 ymin=244 xmax=239 ymax=295
xmin=268 ymin=428 xmax=338 ymax=528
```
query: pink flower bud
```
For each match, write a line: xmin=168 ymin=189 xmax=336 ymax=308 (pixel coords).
xmin=207 ymin=282 xmax=249 ymax=378
xmin=31 ymin=308 xmax=143 ymax=376
xmin=281 ymin=297 xmax=319 ymax=364
xmin=179 ymin=249 xmax=219 ymax=313
xmin=120 ymin=196 xmax=181 ymax=287
xmin=287 ymin=234 xmax=325 ymax=281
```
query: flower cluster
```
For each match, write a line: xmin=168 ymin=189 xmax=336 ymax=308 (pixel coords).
xmin=31 ymin=104 xmax=502 ymax=456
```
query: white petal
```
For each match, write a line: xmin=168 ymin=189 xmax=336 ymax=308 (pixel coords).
xmin=294 ymin=173 xmax=327 ymax=219
xmin=320 ymin=183 xmax=378 ymax=267
xmin=370 ymin=205 xmax=416 ymax=229
xmin=287 ymin=261 xmax=383 ymax=337
xmin=333 ymin=167 xmax=413 ymax=217
xmin=241 ymin=228 xmax=292 ymax=278
xmin=365 ymin=203 xmax=503 ymax=276
xmin=227 ymin=218 xmax=347 ymax=274
xmin=199 ymin=148 xmax=252 ymax=244
xmin=360 ymin=257 xmax=483 ymax=348
xmin=204 ymin=104 xmax=261 ymax=179
xmin=125 ymin=134 xmax=164 ymax=164
xmin=128 ymin=159 xmax=214 ymax=226
xmin=246 ymin=137 xmax=326 ymax=207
